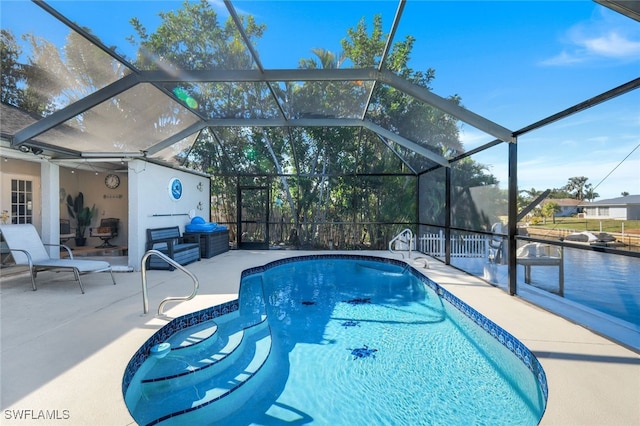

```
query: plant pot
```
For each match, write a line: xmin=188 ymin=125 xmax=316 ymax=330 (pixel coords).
xmin=75 ymin=237 xmax=87 ymax=247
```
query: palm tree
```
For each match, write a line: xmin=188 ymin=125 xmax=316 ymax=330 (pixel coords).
xmin=584 ymin=184 xmax=599 ymax=202
xmin=564 ymin=176 xmax=589 ymax=200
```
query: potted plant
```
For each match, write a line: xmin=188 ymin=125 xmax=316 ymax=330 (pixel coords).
xmin=66 ymin=192 xmax=97 ymax=246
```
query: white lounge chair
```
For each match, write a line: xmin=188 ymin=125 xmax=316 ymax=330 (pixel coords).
xmin=0 ymin=224 xmax=115 ymax=293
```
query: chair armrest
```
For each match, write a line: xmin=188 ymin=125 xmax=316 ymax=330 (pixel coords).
xmin=6 ymin=248 xmax=34 ymax=267
xmin=147 ymin=237 xmax=177 ymax=254
xmin=44 ymin=243 xmax=74 ymax=259
xmin=147 ymin=237 xmax=177 ymax=245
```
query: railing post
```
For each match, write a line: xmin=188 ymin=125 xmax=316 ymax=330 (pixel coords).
xmin=140 ymin=250 xmax=200 ymax=316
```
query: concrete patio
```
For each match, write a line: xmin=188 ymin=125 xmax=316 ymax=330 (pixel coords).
xmin=1 ymin=250 xmax=638 ymax=425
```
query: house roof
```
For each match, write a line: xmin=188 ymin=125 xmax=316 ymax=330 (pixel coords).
xmin=581 ymin=195 xmax=640 ymax=206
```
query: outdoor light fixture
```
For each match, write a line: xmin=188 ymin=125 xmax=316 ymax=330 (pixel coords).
xmin=17 ymin=145 xmax=43 ymax=155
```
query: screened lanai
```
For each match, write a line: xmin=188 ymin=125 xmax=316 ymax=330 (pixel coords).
xmin=1 ymin=1 xmax=639 ymax=347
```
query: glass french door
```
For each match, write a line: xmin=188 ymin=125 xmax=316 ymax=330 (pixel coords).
xmin=8 ymin=178 xmax=34 ymax=224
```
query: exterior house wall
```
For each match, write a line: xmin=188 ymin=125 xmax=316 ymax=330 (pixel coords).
xmin=609 ymin=206 xmax=628 ymax=220
xmin=540 ymin=199 xmax=582 ymax=218
xmin=556 ymin=206 xmax=579 ymax=217
xmin=627 ymin=206 xmax=640 ymax=220
xmin=580 ymin=195 xmax=640 ymax=221
xmin=129 ymin=160 xmax=210 ymax=271
xmin=583 ymin=206 xmax=628 ymax=219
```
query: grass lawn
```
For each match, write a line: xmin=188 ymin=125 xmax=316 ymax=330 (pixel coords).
xmin=529 ymin=217 xmax=640 ymax=234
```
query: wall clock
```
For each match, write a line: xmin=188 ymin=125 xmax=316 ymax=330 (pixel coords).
xmin=168 ymin=177 xmax=183 ymax=201
xmin=105 ymin=173 xmax=120 ymax=189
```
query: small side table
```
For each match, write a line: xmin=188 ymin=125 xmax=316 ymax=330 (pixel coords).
xmin=183 ymin=230 xmax=229 ymax=259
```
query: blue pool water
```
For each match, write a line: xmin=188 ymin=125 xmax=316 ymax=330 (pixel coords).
xmin=123 ymin=256 xmax=547 ymax=425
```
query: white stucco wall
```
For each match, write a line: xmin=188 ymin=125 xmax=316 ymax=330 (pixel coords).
xmin=583 ymin=205 xmax=629 ymax=220
xmin=128 ymin=160 xmax=210 ymax=271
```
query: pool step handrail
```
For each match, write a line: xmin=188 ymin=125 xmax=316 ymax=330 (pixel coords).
xmin=389 ymin=228 xmax=415 ymax=259
xmin=141 ymin=249 xmax=200 ymax=315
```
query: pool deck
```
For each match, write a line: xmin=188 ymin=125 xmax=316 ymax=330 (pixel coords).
xmin=1 ymin=250 xmax=638 ymax=425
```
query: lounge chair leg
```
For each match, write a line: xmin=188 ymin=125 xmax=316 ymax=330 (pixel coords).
xmin=73 ymin=269 xmax=85 ymax=294
xmin=29 ymin=267 xmax=37 ymax=291
xmin=109 ymin=269 xmax=116 ymax=285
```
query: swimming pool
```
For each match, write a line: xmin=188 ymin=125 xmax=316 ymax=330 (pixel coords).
xmin=123 ymin=255 xmax=547 ymax=425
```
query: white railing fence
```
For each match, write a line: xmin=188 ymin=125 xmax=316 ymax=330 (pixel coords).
xmin=418 ymin=231 xmax=488 ymax=258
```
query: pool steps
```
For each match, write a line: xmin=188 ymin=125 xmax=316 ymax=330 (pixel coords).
xmin=130 ymin=315 xmax=272 ymax=425
xmin=140 ymin=328 xmax=243 ymax=385
xmin=164 ymin=319 xmax=218 ymax=349
xmin=141 ymin=313 xmax=247 ymax=382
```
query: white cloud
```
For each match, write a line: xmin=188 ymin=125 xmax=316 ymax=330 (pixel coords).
xmin=583 ymin=32 xmax=640 ymax=58
xmin=540 ymin=8 xmax=640 ymax=66
xmin=541 ymin=50 xmax=586 ymax=66
xmin=459 ymin=126 xmax=495 ymax=151
xmin=517 ymin=151 xmax=640 ymax=199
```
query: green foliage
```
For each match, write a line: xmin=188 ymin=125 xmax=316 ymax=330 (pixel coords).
xmin=531 ymin=218 xmax=640 ymax=234
xmin=541 ymin=202 xmax=560 ymax=224
xmin=563 ymin=176 xmax=593 ymax=201
xmin=66 ymin=192 xmax=97 ymax=238
xmin=1 ymin=30 xmax=24 ymax=107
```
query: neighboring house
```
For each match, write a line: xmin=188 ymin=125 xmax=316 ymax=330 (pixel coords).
xmin=540 ymin=198 xmax=583 ymax=217
xmin=580 ymin=195 xmax=640 ymax=220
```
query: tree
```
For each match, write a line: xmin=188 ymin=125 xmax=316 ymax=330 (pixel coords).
xmin=564 ymin=176 xmax=589 ymax=201
xmin=520 ymin=187 xmax=543 ymax=199
xmin=128 ymin=0 xmax=268 ymax=239
xmin=621 ymin=191 xmax=630 ymax=197
xmin=584 ymin=184 xmax=599 ymax=202
xmin=541 ymin=201 xmax=560 ymax=224
xmin=1 ymin=30 xmax=24 ymax=107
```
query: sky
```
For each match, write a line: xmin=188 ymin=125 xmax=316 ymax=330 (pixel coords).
xmin=2 ymin=0 xmax=639 ymax=199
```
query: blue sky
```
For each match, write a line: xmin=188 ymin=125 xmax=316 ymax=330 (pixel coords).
xmin=2 ymin=0 xmax=639 ymax=199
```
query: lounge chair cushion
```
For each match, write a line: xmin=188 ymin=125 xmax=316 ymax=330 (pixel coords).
xmin=0 ymin=223 xmax=115 ymax=293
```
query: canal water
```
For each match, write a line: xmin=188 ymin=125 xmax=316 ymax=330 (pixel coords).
xmin=451 ymin=248 xmax=640 ymax=327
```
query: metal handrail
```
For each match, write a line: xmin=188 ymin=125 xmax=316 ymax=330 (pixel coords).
xmin=140 ymin=250 xmax=199 ymax=316
xmin=389 ymin=228 xmax=414 ymax=259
